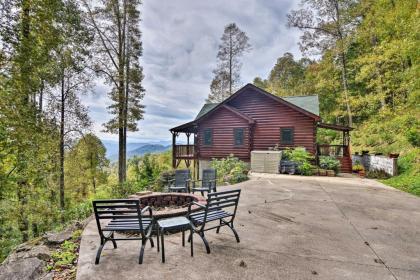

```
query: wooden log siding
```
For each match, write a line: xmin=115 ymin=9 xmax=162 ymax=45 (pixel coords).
xmin=198 ymin=106 xmax=250 ymax=160
xmin=227 ymin=89 xmax=317 ymax=154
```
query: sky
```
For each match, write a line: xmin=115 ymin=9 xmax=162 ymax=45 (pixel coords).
xmin=82 ymin=0 xmax=303 ymax=144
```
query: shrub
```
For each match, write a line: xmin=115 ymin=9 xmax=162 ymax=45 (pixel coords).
xmin=406 ymin=128 xmax=420 ymax=147
xmin=319 ymin=156 xmax=341 ymax=174
xmin=154 ymin=170 xmax=175 ymax=192
xmin=210 ymin=155 xmax=249 ymax=184
xmin=366 ymin=170 xmax=390 ymax=179
xmin=352 ymin=164 xmax=364 ymax=172
xmin=282 ymin=147 xmax=314 ymax=175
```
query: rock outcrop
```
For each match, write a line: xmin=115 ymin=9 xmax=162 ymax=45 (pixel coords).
xmin=0 ymin=218 xmax=91 ymax=280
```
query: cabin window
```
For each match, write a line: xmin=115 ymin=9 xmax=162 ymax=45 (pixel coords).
xmin=203 ymin=128 xmax=213 ymax=145
xmin=234 ymin=128 xmax=244 ymax=146
xmin=280 ymin=128 xmax=294 ymax=145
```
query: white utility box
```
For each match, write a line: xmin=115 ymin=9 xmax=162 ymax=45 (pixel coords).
xmin=250 ymin=151 xmax=282 ymax=173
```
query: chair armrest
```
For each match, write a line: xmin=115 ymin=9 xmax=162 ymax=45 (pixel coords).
xmin=187 ymin=201 xmax=206 ymax=216
xmin=141 ymin=206 xmax=153 ymax=217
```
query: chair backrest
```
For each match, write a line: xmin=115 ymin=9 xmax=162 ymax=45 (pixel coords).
xmin=205 ymin=189 xmax=241 ymax=218
xmin=92 ymin=199 xmax=144 ymax=237
xmin=202 ymin=168 xmax=216 ymax=189
xmin=174 ymin=169 xmax=190 ymax=187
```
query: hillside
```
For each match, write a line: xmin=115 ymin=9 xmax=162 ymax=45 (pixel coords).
xmin=108 ymin=144 xmax=170 ymax=161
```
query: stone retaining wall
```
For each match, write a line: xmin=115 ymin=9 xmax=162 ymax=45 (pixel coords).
xmin=352 ymin=154 xmax=398 ymax=176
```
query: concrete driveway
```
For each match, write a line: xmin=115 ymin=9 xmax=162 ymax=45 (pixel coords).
xmin=76 ymin=174 xmax=420 ymax=280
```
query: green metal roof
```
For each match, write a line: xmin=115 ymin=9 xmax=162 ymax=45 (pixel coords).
xmin=195 ymin=103 xmax=219 ymax=119
xmin=195 ymin=95 xmax=319 ymax=120
xmin=283 ymin=95 xmax=319 ymax=116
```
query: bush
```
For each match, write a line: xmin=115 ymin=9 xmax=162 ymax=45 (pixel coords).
xmin=210 ymin=155 xmax=249 ymax=184
xmin=352 ymin=164 xmax=364 ymax=172
xmin=282 ymin=147 xmax=314 ymax=175
xmin=366 ymin=170 xmax=390 ymax=179
xmin=154 ymin=170 xmax=175 ymax=192
xmin=319 ymin=156 xmax=341 ymax=174
xmin=406 ymin=128 xmax=420 ymax=147
xmin=382 ymin=149 xmax=420 ymax=196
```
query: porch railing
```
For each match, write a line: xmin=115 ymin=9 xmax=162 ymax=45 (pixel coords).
xmin=317 ymin=144 xmax=349 ymax=157
xmin=174 ymin=144 xmax=195 ymax=158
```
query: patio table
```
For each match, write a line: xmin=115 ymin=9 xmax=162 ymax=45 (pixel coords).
xmin=156 ymin=216 xmax=193 ymax=263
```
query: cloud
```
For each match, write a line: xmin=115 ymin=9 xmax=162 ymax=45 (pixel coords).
xmin=82 ymin=0 xmax=303 ymax=143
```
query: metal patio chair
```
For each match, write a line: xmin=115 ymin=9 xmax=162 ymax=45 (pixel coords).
xmin=192 ymin=168 xmax=217 ymax=196
xmin=187 ymin=189 xmax=241 ymax=253
xmin=92 ymin=199 xmax=154 ymax=264
xmin=168 ymin=169 xmax=191 ymax=193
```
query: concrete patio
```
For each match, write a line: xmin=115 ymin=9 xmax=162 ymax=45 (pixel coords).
xmin=76 ymin=174 xmax=420 ymax=280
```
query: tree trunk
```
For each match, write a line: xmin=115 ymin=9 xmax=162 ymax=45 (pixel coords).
xmin=334 ymin=1 xmax=352 ymax=127
xmin=116 ymin=0 xmax=126 ymax=185
xmin=339 ymin=52 xmax=353 ymax=127
xmin=17 ymin=179 xmax=29 ymax=242
xmin=59 ymin=73 xmax=65 ymax=220
xmin=229 ymin=31 xmax=233 ymax=97
xmin=123 ymin=16 xmax=130 ymax=184
xmin=20 ymin=0 xmax=31 ymax=105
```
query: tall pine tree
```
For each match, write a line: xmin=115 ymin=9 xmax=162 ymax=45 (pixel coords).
xmin=207 ymin=23 xmax=251 ymax=102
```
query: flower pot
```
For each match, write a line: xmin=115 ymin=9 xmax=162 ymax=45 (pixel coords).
xmin=358 ymin=170 xmax=365 ymax=178
xmin=326 ymin=170 xmax=335 ymax=177
xmin=319 ymin=169 xmax=327 ymax=176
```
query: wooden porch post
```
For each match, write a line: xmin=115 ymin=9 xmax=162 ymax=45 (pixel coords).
xmin=172 ymin=131 xmax=176 ymax=168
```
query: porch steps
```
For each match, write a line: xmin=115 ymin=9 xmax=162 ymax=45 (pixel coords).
xmin=339 ymin=156 xmax=352 ymax=173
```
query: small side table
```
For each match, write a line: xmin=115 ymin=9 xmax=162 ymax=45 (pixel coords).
xmin=156 ymin=216 xmax=193 ymax=263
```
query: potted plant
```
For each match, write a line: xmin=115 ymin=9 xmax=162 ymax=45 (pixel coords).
xmin=326 ymin=170 xmax=335 ymax=176
xmin=319 ymin=156 xmax=341 ymax=175
xmin=358 ymin=168 xmax=366 ymax=178
xmin=352 ymin=164 xmax=364 ymax=174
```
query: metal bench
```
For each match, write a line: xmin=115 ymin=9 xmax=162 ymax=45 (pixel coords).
xmin=187 ymin=189 xmax=241 ymax=253
xmin=92 ymin=199 xmax=154 ymax=264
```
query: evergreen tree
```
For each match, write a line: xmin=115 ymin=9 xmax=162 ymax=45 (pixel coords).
xmin=84 ymin=0 xmax=145 ymax=186
xmin=208 ymin=23 xmax=251 ymax=102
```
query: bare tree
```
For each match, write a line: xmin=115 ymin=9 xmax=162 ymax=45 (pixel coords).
xmin=208 ymin=23 xmax=251 ymax=102
xmin=287 ymin=0 xmax=358 ymax=126
xmin=83 ymin=0 xmax=145 ymax=185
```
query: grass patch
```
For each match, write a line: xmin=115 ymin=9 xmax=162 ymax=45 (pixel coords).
xmin=47 ymin=229 xmax=83 ymax=280
xmin=380 ymin=148 xmax=420 ymax=196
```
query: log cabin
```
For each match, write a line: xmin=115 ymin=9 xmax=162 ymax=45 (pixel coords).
xmin=170 ymin=83 xmax=352 ymax=175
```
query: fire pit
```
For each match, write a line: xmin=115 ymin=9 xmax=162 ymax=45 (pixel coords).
xmin=128 ymin=192 xmax=206 ymax=219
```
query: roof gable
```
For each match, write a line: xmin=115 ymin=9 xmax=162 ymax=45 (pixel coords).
xmin=172 ymin=84 xmax=321 ymax=132
xmin=195 ymin=84 xmax=320 ymax=120
xmin=199 ymin=105 xmax=255 ymax=124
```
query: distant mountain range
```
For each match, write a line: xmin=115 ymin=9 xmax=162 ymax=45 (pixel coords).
xmin=102 ymin=140 xmax=171 ymax=161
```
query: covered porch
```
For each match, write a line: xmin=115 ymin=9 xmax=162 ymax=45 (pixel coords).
xmin=316 ymin=123 xmax=353 ymax=173
xmin=170 ymin=121 xmax=198 ymax=169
